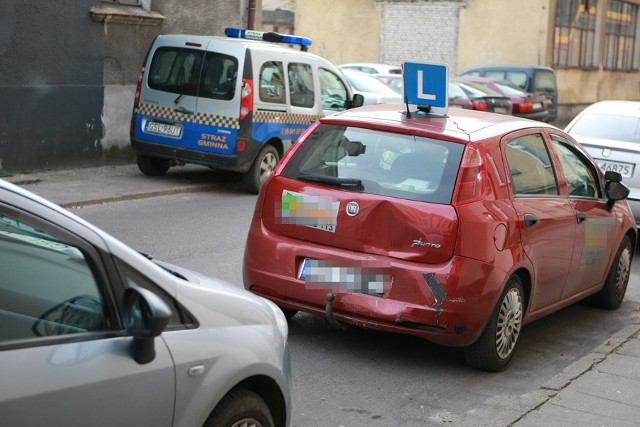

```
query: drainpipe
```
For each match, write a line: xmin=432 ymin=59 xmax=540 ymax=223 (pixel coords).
xmin=247 ymin=0 xmax=257 ymax=29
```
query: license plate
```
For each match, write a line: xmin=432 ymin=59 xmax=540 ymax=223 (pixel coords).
xmin=298 ymin=258 xmax=391 ymax=294
xmin=145 ymin=121 xmax=182 ymax=138
xmin=533 ymin=102 xmax=542 ymax=109
xmin=596 ymin=158 xmax=635 ymax=178
xmin=494 ymin=107 xmax=508 ymax=114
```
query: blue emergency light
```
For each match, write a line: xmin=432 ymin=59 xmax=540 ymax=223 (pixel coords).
xmin=224 ymin=28 xmax=312 ymax=51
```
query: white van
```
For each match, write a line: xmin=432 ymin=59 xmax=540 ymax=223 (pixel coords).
xmin=130 ymin=28 xmax=363 ymax=193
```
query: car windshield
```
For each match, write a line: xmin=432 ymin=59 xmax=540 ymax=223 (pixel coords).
xmin=570 ymin=112 xmax=640 ymax=144
xmin=281 ymin=124 xmax=465 ymax=204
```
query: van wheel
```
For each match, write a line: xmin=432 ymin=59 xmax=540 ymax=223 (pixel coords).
xmin=137 ymin=155 xmax=170 ymax=176
xmin=589 ymin=235 xmax=632 ymax=309
xmin=244 ymin=145 xmax=279 ymax=194
xmin=464 ymin=275 xmax=524 ymax=372
xmin=204 ymin=388 xmax=274 ymax=427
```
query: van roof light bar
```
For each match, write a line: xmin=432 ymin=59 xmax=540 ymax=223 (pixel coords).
xmin=224 ymin=28 xmax=312 ymax=51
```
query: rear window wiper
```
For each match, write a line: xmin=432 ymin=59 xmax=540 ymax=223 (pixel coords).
xmin=298 ymin=174 xmax=363 ymax=190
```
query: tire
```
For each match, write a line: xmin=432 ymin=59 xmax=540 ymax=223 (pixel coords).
xmin=204 ymin=388 xmax=274 ymax=427
xmin=464 ymin=275 xmax=524 ymax=372
xmin=279 ymin=307 xmax=298 ymax=320
xmin=589 ymin=235 xmax=632 ymax=310
xmin=136 ymin=155 xmax=170 ymax=176
xmin=243 ymin=145 xmax=279 ymax=194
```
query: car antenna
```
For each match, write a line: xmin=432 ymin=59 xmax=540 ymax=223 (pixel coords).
xmin=404 ymin=95 xmax=412 ymax=118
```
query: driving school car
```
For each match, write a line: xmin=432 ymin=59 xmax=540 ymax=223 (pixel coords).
xmin=243 ymin=62 xmax=636 ymax=372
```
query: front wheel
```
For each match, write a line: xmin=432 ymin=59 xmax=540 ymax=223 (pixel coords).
xmin=589 ymin=235 xmax=632 ymax=309
xmin=464 ymin=275 xmax=524 ymax=372
xmin=204 ymin=388 xmax=274 ymax=427
xmin=244 ymin=145 xmax=279 ymax=194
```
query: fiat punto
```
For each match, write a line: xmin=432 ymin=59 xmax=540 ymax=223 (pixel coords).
xmin=243 ymin=104 xmax=636 ymax=371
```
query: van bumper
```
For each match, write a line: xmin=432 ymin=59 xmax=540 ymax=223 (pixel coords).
xmin=131 ymin=138 xmax=255 ymax=173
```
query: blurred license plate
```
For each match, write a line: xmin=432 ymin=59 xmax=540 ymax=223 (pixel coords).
xmin=494 ymin=107 xmax=508 ymax=114
xmin=533 ymin=102 xmax=542 ymax=109
xmin=596 ymin=159 xmax=634 ymax=178
xmin=145 ymin=121 xmax=182 ymax=138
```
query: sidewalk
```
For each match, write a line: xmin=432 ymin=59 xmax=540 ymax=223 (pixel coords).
xmin=2 ymin=164 xmax=640 ymax=426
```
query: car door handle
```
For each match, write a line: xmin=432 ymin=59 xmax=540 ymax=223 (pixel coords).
xmin=576 ymin=211 xmax=586 ymax=224
xmin=524 ymin=213 xmax=538 ymax=228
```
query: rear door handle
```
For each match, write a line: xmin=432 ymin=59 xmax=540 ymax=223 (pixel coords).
xmin=174 ymin=106 xmax=193 ymax=115
xmin=576 ymin=211 xmax=586 ymax=224
xmin=524 ymin=213 xmax=538 ymax=228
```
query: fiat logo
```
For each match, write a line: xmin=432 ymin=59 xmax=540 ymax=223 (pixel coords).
xmin=346 ymin=201 xmax=360 ymax=216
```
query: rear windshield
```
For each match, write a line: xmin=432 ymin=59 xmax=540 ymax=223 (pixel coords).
xmin=281 ymin=124 xmax=464 ymax=204
xmin=148 ymin=47 xmax=238 ymax=101
xmin=570 ymin=113 xmax=640 ymax=143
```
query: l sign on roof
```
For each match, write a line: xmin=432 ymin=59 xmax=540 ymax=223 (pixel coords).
xmin=402 ymin=62 xmax=448 ymax=116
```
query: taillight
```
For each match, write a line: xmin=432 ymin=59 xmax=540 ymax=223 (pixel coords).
xmin=130 ymin=65 xmax=145 ymax=136
xmin=453 ymin=145 xmax=488 ymax=205
xmin=240 ymin=78 xmax=253 ymax=120
xmin=471 ymin=100 xmax=488 ymax=112
xmin=513 ymin=102 xmax=533 ymax=113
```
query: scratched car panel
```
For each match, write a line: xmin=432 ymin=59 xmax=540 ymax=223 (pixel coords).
xmin=243 ymin=103 xmax=636 ymax=372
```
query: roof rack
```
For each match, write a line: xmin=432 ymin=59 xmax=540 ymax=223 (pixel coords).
xmin=224 ymin=28 xmax=312 ymax=51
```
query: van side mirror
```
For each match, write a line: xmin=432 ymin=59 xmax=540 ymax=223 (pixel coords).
xmin=123 ymin=287 xmax=172 ymax=364
xmin=350 ymin=93 xmax=364 ymax=109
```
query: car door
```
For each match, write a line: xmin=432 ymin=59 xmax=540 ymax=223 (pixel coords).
xmin=502 ymin=130 xmax=577 ymax=312
xmin=547 ymin=132 xmax=616 ymax=297
xmin=0 ymin=203 xmax=175 ymax=426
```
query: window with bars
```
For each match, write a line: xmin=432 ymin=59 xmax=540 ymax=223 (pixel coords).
xmin=553 ymin=0 xmax=598 ymax=68
xmin=604 ymin=0 xmax=638 ymax=70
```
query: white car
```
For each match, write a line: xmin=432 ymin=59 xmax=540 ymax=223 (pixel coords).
xmin=341 ymin=70 xmax=403 ymax=106
xmin=0 ymin=179 xmax=291 ymax=427
xmin=565 ymin=100 xmax=640 ymax=227
xmin=338 ymin=62 xmax=401 ymax=75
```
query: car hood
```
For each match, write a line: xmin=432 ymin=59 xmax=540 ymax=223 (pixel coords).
xmin=152 ymin=259 xmax=286 ymax=330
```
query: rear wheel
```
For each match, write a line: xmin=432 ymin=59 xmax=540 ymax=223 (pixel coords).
xmin=464 ymin=275 xmax=524 ymax=372
xmin=136 ymin=155 xmax=170 ymax=176
xmin=244 ymin=145 xmax=279 ymax=194
xmin=589 ymin=235 xmax=632 ymax=309
xmin=204 ymin=388 xmax=274 ymax=427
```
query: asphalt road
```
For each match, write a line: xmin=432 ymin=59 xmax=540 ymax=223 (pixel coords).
xmin=71 ymin=183 xmax=640 ymax=427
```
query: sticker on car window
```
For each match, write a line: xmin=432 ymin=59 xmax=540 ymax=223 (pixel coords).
xmin=278 ymin=190 xmax=339 ymax=233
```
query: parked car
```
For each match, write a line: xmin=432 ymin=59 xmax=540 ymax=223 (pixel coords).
xmin=457 ymin=76 xmax=549 ymax=121
xmin=341 ymin=70 xmax=402 ymax=106
xmin=565 ymin=100 xmax=640 ymax=227
xmin=460 ymin=65 xmax=558 ymax=121
xmin=0 ymin=179 xmax=291 ymax=426
xmin=339 ymin=62 xmax=402 ymax=75
xmin=131 ymin=28 xmax=363 ymax=194
xmin=243 ymin=103 xmax=636 ymax=372
xmin=374 ymin=73 xmax=403 ymax=94
xmin=373 ymin=74 xmax=474 ymax=110
xmin=451 ymin=78 xmax=512 ymax=115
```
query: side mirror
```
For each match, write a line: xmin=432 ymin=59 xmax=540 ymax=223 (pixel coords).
xmin=605 ymin=170 xmax=623 ymax=182
xmin=123 ymin=287 xmax=172 ymax=364
xmin=350 ymin=93 xmax=364 ymax=108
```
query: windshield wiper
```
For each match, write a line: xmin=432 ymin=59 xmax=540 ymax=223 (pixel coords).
xmin=298 ymin=174 xmax=363 ymax=190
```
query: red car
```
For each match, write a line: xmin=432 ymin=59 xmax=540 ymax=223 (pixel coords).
xmin=243 ymin=104 xmax=636 ymax=371
xmin=456 ymin=76 xmax=550 ymax=122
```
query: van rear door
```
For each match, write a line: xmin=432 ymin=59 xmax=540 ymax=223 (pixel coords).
xmin=135 ymin=35 xmax=208 ymax=151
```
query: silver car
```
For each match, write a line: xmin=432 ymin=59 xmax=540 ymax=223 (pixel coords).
xmin=565 ymin=100 xmax=640 ymax=227
xmin=0 ymin=179 xmax=290 ymax=427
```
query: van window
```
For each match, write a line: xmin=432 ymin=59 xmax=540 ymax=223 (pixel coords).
xmin=259 ymin=61 xmax=286 ymax=104
xmin=319 ymin=68 xmax=348 ymax=110
xmin=534 ymin=71 xmax=556 ymax=93
xmin=148 ymin=47 xmax=203 ymax=94
xmin=289 ymin=63 xmax=315 ymax=108
xmin=200 ymin=52 xmax=238 ymax=101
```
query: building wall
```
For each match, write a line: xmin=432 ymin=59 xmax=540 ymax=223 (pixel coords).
xmin=295 ymin=0 xmax=382 ymax=66
xmin=0 ymin=0 xmax=105 ymax=172
xmin=457 ymin=0 xmax=553 ymax=72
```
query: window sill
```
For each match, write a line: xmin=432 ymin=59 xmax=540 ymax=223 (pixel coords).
xmin=89 ymin=5 xmax=165 ymax=26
